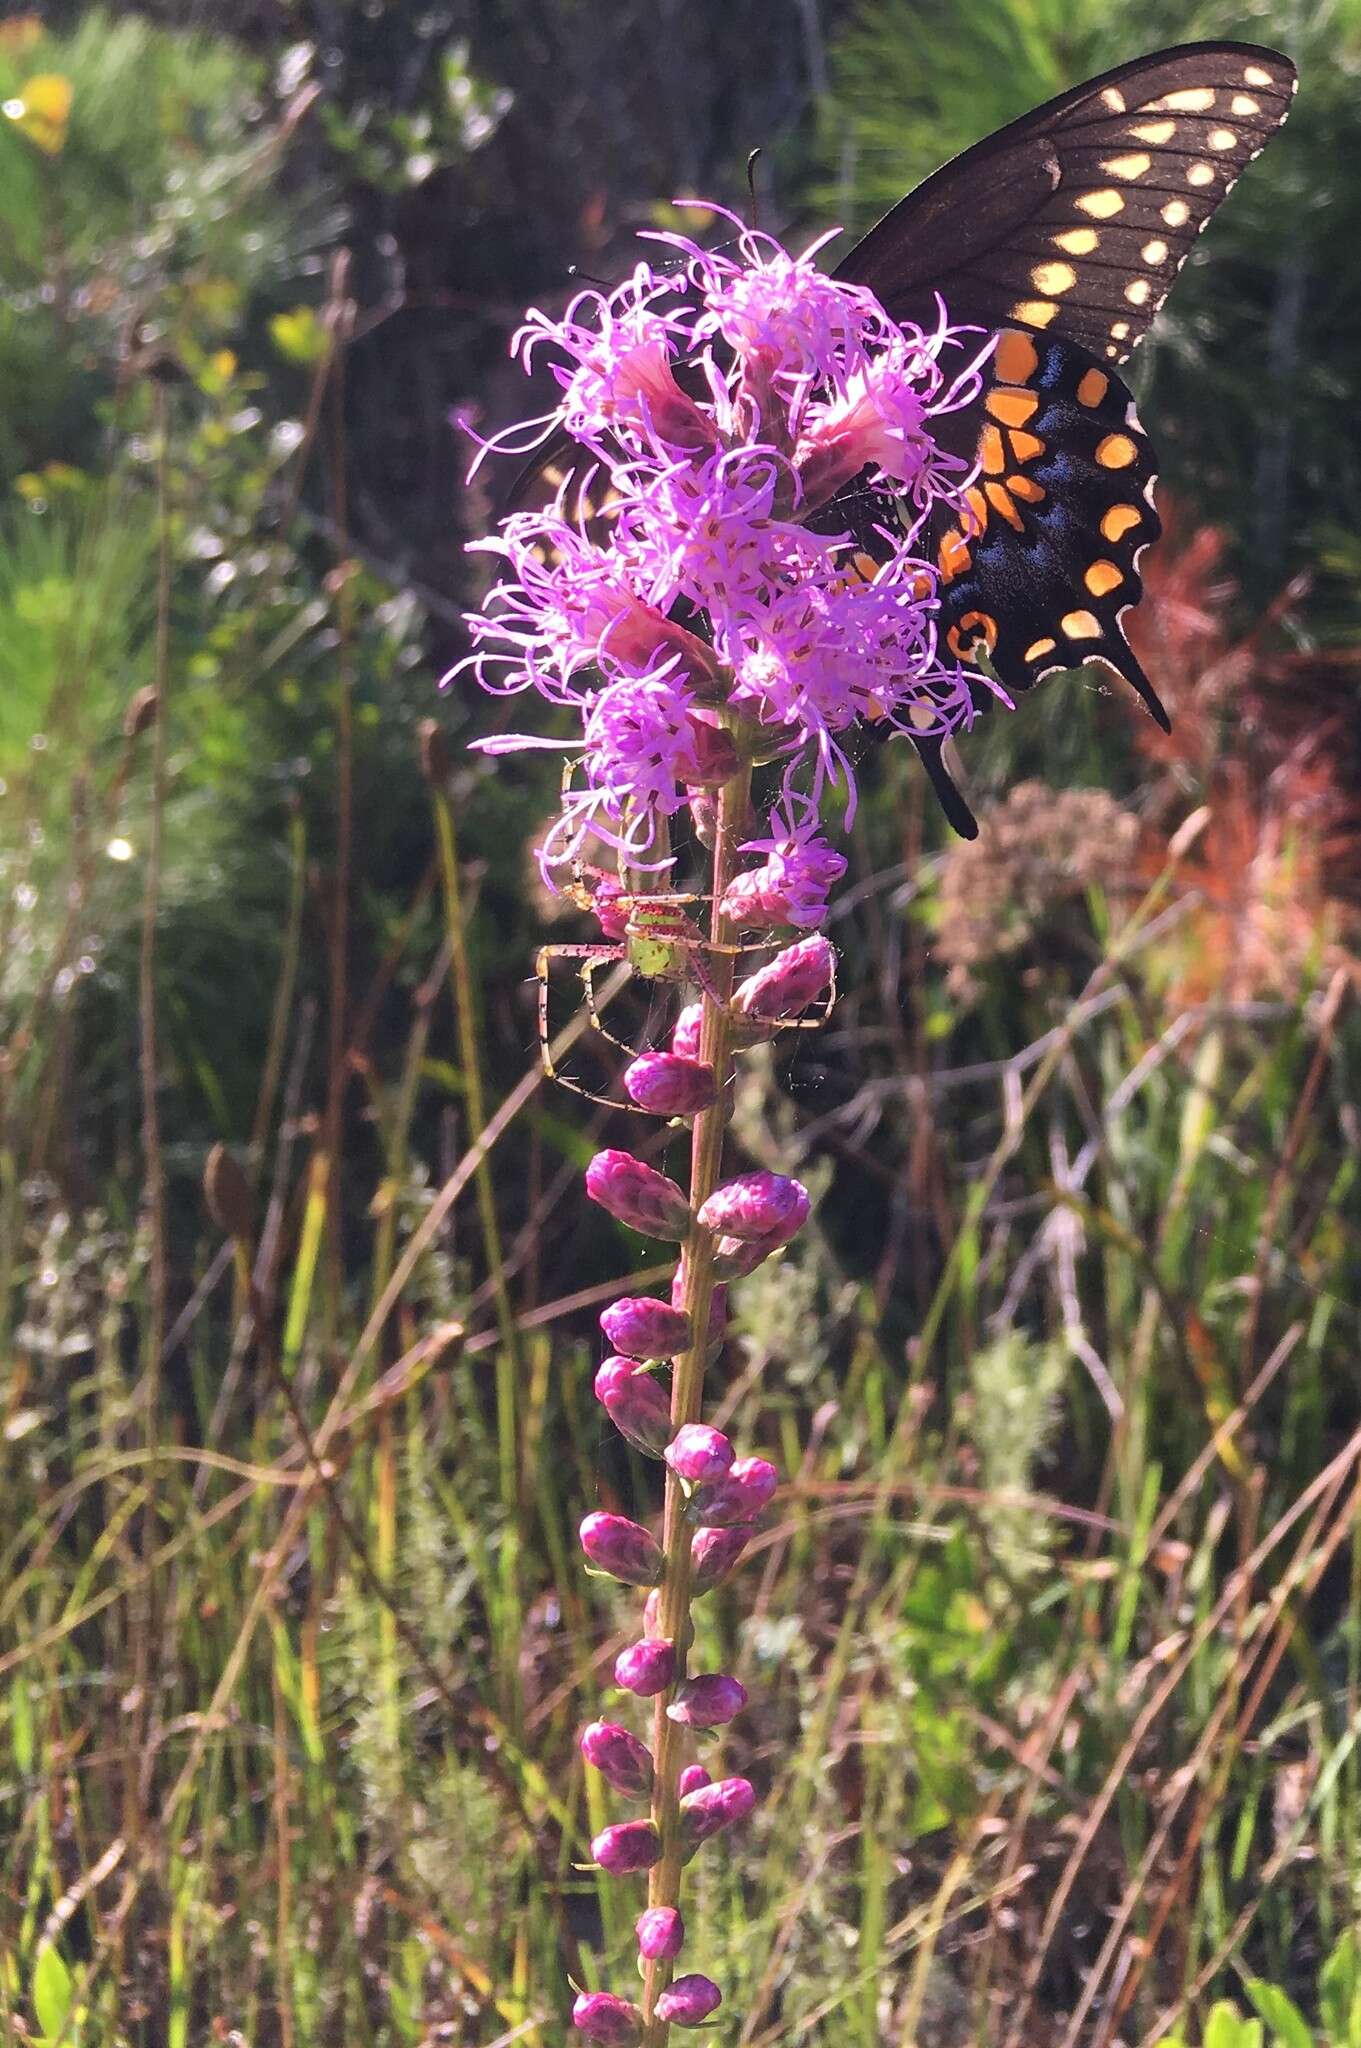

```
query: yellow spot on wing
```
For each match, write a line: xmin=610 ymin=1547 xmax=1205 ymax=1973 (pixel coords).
xmin=993 ymin=330 xmax=1040 ymax=383
xmin=1243 ymin=65 xmax=1274 ymax=88
xmin=1054 ymin=227 xmax=1099 ymax=255
xmin=1125 ymin=278 xmax=1152 ymax=307
xmin=986 ymin=387 xmax=1039 ymax=427
xmin=1061 ymin=609 xmax=1102 ymax=639
xmin=1096 ymin=432 xmax=1138 ymax=468
xmin=1101 ymin=504 xmax=1141 ymax=542
xmin=1130 ymin=118 xmax=1176 ymax=144
xmin=1141 ymin=238 xmax=1169 ymax=265
xmin=1031 ymin=260 xmax=1077 ymax=295
xmin=1162 ymin=198 xmax=1191 ymax=226
xmin=1077 ymin=368 xmax=1109 ymax=407
xmin=1207 ymin=127 xmax=1237 ymax=150
xmin=1100 ymin=86 xmax=1127 ymax=111
xmin=1009 ymin=429 xmax=1045 ymax=465
xmin=1103 ymin=152 xmax=1151 ymax=179
xmin=1231 ymin=94 xmax=1262 ymax=115
xmin=1023 ymin=637 xmax=1057 ymax=662
xmin=1110 ymin=320 xmax=1131 ymax=341
xmin=1010 ymin=298 xmax=1059 ymax=328
xmin=1084 ymin=559 xmax=1124 ymax=597
xmin=1077 ymin=188 xmax=1125 ymax=219
xmin=1187 ymin=161 xmax=1216 ymax=186
xmin=985 ymin=482 xmax=1024 ymax=530
xmin=1150 ymin=86 xmax=1217 ymax=112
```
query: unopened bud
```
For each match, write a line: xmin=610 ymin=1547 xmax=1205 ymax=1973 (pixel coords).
xmin=635 ymin=1906 xmax=684 ymax=1962
xmin=586 ymin=1149 xmax=691 ymax=1241
xmin=601 ymin=1295 xmax=692 ymax=1361
xmin=656 ymin=1975 xmax=723 ymax=2027
xmin=622 ymin=1052 xmax=716 ymax=1118
xmin=667 ymin=1673 xmax=747 ymax=1727
xmin=614 ymin=1637 xmax=676 ymax=1696
xmin=698 ymin=1171 xmax=809 ymax=1246
xmin=664 ymin=1422 xmax=734 ymax=1485
xmin=594 ymin=1359 xmax=672 ymax=1457
xmin=579 ymin=1512 xmax=663 ymax=1587
xmin=671 ymin=1002 xmax=703 ymax=1060
xmin=578 ymin=1720 xmax=654 ymax=1799
xmin=591 ymin=1819 xmax=663 ymax=1874
xmin=732 ymin=935 xmax=835 ymax=1024
xmin=679 ymin=1776 xmax=756 ymax=1852
xmin=572 ymin=1991 xmax=643 ymax=2044
xmin=690 ymin=1525 xmax=751 ymax=1594
xmin=689 ymin=1456 xmax=780 ymax=1527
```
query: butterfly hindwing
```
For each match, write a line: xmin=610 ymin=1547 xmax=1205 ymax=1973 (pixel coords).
xmin=935 ymin=326 xmax=1166 ymax=722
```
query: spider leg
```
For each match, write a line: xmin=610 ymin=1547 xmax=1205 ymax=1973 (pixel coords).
xmin=580 ymin=953 xmax=652 ymax=1061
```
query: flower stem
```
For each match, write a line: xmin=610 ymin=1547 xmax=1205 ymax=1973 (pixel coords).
xmin=641 ymin=759 xmax=752 ymax=2041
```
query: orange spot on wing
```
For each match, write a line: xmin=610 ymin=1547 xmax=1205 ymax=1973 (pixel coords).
xmin=993 ymin=330 xmax=1040 ymax=384
xmin=937 ymin=530 xmax=971 ymax=582
xmin=1007 ymin=474 xmax=1046 ymax=503
xmin=979 ymin=424 xmax=1007 ymax=474
xmin=1096 ymin=433 xmax=1138 ymax=468
xmin=984 ymin=482 xmax=1024 ymax=530
xmin=1100 ymin=503 xmax=1141 ymax=542
xmin=1061 ymin=609 xmax=1102 ymax=640
xmin=1023 ymin=636 xmax=1057 ymax=663
xmin=986 ymin=386 xmax=1039 ymax=427
xmin=1084 ymin=559 xmax=1124 ymax=597
xmin=1077 ymin=368 xmax=1109 ymax=407
xmin=964 ymin=485 xmax=990 ymax=535
xmin=1009 ymin=429 xmax=1046 ymax=465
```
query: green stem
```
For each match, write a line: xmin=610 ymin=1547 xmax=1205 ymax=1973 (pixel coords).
xmin=641 ymin=759 xmax=752 ymax=2042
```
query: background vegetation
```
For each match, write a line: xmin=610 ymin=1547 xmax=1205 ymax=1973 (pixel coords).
xmin=2 ymin=3 xmax=1359 ymax=2043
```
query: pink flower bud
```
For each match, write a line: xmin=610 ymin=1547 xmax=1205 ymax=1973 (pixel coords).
xmin=578 ymin=1720 xmax=654 ymax=1798
xmin=614 ymin=1637 xmax=676 ymax=1695
xmin=671 ymin=1260 xmax=726 ymax=1348
xmin=677 ymin=1764 xmax=711 ymax=1797
xmin=670 ymin=1002 xmax=703 ymax=1060
xmin=580 ymin=1512 xmax=663 ymax=1587
xmin=679 ymin=1775 xmax=756 ymax=1850
xmin=656 ymin=1975 xmax=722 ymax=2027
xmin=698 ymin=1171 xmax=809 ymax=1245
xmin=690 ymin=1525 xmax=750 ymax=1593
xmin=572 ymin=1991 xmax=644 ymax=2044
xmin=601 ymin=1295 xmax=692 ymax=1360
xmin=635 ymin=1906 xmax=685 ymax=1962
xmin=679 ymin=714 xmax=742 ymax=789
xmin=589 ymin=877 xmax=631 ymax=941
xmin=591 ymin=1819 xmax=663 ymax=1874
xmin=622 ymin=1052 xmax=717 ymax=1117
xmin=667 ymin=1673 xmax=748 ymax=1727
xmin=733 ymin=936 xmax=836 ymax=1023
xmin=594 ymin=1359 xmax=672 ymax=1457
xmin=586 ymin=1149 xmax=691 ymax=1241
xmin=689 ymin=1456 xmax=780 ymax=1527
xmin=712 ymin=1231 xmax=785 ymax=1280
xmin=664 ymin=1422 xmax=734 ymax=1485
xmin=721 ymin=838 xmax=846 ymax=931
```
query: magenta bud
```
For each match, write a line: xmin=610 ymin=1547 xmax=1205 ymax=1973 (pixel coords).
xmin=572 ymin=1991 xmax=643 ymax=2044
xmin=664 ymin=1422 xmax=734 ymax=1485
xmin=732 ymin=935 xmax=836 ymax=1023
xmin=698 ymin=1171 xmax=809 ymax=1245
xmin=689 ymin=1456 xmax=780 ymax=1527
xmin=679 ymin=1775 xmax=757 ymax=1850
xmin=580 ymin=1512 xmax=663 ymax=1587
xmin=671 ymin=1002 xmax=703 ymax=1060
xmin=690 ymin=1525 xmax=751 ymax=1593
xmin=671 ymin=1260 xmax=726 ymax=1347
xmin=589 ymin=879 xmax=631 ymax=942
xmin=591 ymin=1819 xmax=663 ymax=1874
xmin=601 ymin=1296 xmax=692 ymax=1360
xmin=680 ymin=713 xmax=742 ymax=789
xmin=594 ymin=1359 xmax=672 ymax=1457
xmin=586 ymin=1149 xmax=691 ymax=1241
xmin=678 ymin=1764 xmax=711 ymax=1798
xmin=578 ymin=1720 xmax=654 ymax=1799
xmin=712 ymin=1231 xmax=786 ymax=1280
xmin=623 ymin=1051 xmax=717 ymax=1117
xmin=614 ymin=1637 xmax=676 ymax=1695
xmin=667 ymin=1673 xmax=748 ymax=1727
xmin=656 ymin=1975 xmax=722 ymax=2027
xmin=635 ymin=1906 xmax=685 ymax=1962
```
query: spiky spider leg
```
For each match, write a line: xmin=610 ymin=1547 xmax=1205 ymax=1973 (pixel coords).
xmin=538 ymin=942 xmax=675 ymax=1111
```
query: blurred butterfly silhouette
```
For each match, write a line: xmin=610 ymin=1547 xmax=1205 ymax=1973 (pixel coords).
xmin=519 ymin=42 xmax=1297 ymax=837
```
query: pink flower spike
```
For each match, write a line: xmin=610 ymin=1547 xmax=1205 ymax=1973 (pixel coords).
xmin=679 ymin=1775 xmax=757 ymax=1851
xmin=586 ymin=1149 xmax=691 ymax=1241
xmin=698 ymin=1170 xmax=810 ymax=1245
xmin=600 ymin=1296 xmax=692 ymax=1360
xmin=592 ymin=1819 xmax=664 ymax=1874
xmin=594 ymin=1358 xmax=673 ymax=1457
xmin=667 ymin=1673 xmax=748 ymax=1727
xmin=635 ymin=1906 xmax=685 ymax=1962
xmin=733 ymin=936 xmax=836 ymax=1025
xmin=579 ymin=1720 xmax=655 ymax=1799
xmin=690 ymin=1525 xmax=751 ymax=1593
xmin=664 ymin=1423 xmax=734 ymax=1485
xmin=656 ymin=1975 xmax=723 ymax=2027
xmin=623 ymin=1052 xmax=717 ymax=1117
xmin=614 ymin=1637 xmax=676 ymax=1696
xmin=572 ymin=1991 xmax=644 ymax=2044
xmin=580 ymin=1512 xmax=663 ymax=1587
xmin=677 ymin=1764 xmax=711 ymax=1798
xmin=671 ymin=1002 xmax=703 ymax=1060
xmin=689 ymin=1456 xmax=780 ymax=1528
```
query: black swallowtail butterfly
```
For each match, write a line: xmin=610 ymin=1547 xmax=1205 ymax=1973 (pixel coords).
xmin=515 ymin=42 xmax=1297 ymax=837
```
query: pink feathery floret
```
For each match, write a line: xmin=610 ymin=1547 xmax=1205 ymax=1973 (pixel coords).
xmin=723 ymin=804 xmax=848 ymax=929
